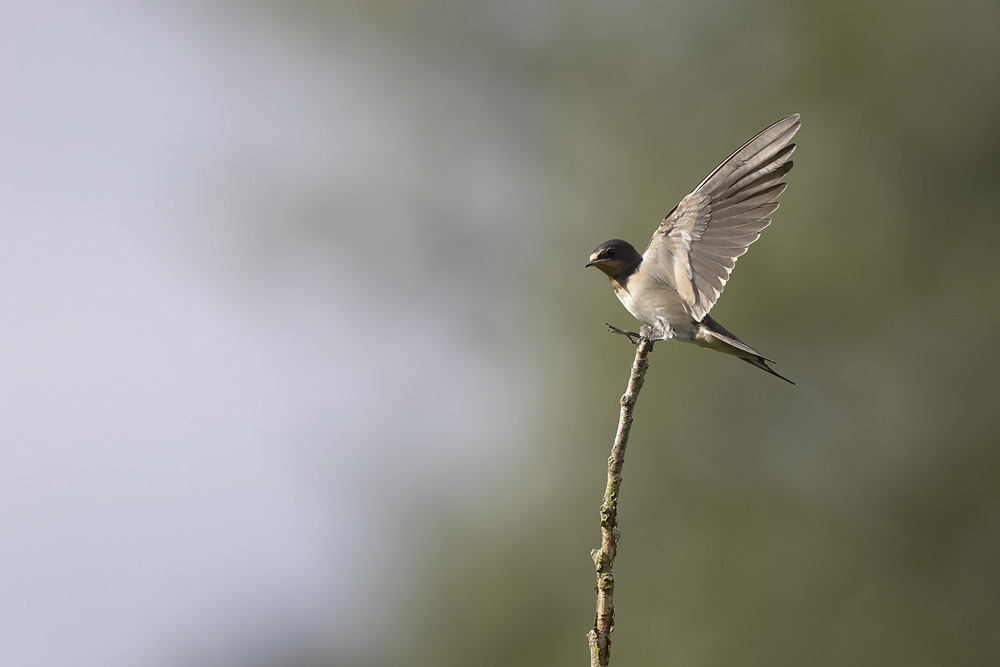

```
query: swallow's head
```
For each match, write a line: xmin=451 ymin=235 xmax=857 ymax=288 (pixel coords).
xmin=586 ymin=239 xmax=641 ymax=278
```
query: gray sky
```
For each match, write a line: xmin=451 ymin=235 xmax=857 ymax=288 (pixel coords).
xmin=0 ymin=3 xmax=544 ymax=665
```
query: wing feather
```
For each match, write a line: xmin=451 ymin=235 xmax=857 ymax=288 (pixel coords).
xmin=702 ymin=220 xmax=772 ymax=239
xmin=719 ymin=150 xmax=794 ymax=200
xmin=714 ymin=186 xmax=785 ymax=215
xmin=644 ymin=115 xmax=800 ymax=320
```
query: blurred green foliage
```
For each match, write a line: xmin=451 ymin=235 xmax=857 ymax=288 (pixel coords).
xmin=255 ymin=0 xmax=1000 ymax=664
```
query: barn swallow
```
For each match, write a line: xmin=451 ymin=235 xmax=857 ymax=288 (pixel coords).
xmin=586 ymin=115 xmax=800 ymax=384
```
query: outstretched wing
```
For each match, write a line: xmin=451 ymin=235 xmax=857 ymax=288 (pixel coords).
xmin=644 ymin=114 xmax=800 ymax=322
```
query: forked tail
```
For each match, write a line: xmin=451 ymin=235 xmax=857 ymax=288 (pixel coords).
xmin=697 ymin=315 xmax=795 ymax=385
xmin=739 ymin=355 xmax=795 ymax=385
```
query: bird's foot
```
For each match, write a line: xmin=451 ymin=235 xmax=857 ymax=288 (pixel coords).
xmin=604 ymin=323 xmax=642 ymax=345
xmin=651 ymin=318 xmax=674 ymax=342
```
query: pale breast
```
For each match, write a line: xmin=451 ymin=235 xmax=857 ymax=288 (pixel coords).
xmin=612 ymin=268 xmax=698 ymax=340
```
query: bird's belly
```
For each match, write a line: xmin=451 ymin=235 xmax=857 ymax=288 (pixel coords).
xmin=614 ymin=282 xmax=697 ymax=340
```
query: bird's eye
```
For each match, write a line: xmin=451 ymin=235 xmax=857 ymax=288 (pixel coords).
xmin=605 ymin=248 xmax=616 ymax=257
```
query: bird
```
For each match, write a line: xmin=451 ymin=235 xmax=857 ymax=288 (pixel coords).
xmin=586 ymin=114 xmax=800 ymax=384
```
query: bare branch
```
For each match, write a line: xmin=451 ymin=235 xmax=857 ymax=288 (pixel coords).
xmin=588 ymin=325 xmax=655 ymax=666
xmin=604 ymin=322 xmax=641 ymax=345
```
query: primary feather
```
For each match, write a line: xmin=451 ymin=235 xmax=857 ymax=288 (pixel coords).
xmin=644 ymin=114 xmax=800 ymax=321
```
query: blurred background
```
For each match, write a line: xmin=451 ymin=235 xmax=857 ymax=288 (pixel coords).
xmin=2 ymin=1 xmax=999 ymax=665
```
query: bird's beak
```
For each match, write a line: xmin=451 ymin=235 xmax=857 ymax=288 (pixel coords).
xmin=585 ymin=253 xmax=600 ymax=268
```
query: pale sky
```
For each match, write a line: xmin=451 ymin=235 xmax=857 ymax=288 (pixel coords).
xmin=0 ymin=3 xmax=544 ymax=665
